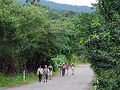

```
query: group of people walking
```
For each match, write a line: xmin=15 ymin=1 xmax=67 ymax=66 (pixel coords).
xmin=37 ymin=64 xmax=53 ymax=82
xmin=37 ymin=63 xmax=75 ymax=83
xmin=59 ymin=63 xmax=75 ymax=76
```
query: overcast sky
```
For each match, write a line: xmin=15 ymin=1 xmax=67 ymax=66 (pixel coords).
xmin=46 ymin=0 xmax=97 ymax=7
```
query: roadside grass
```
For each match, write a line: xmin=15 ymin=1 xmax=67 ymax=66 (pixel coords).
xmin=91 ymin=86 xmax=95 ymax=90
xmin=52 ymin=71 xmax=59 ymax=75
xmin=91 ymin=78 xmax=96 ymax=90
xmin=0 ymin=73 xmax=38 ymax=87
xmin=0 ymin=71 xmax=59 ymax=88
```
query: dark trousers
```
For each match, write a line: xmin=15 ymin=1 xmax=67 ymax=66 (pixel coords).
xmin=62 ymin=68 xmax=65 ymax=76
xmin=38 ymin=74 xmax=42 ymax=82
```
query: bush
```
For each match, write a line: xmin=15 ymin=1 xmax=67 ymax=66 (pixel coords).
xmin=49 ymin=54 xmax=68 ymax=71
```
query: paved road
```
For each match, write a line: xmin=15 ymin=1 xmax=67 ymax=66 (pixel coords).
xmin=1 ymin=64 xmax=95 ymax=90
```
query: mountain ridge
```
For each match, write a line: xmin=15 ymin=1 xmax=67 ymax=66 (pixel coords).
xmin=16 ymin=0 xmax=95 ymax=12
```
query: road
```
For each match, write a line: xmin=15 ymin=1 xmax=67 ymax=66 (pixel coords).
xmin=1 ymin=64 xmax=95 ymax=90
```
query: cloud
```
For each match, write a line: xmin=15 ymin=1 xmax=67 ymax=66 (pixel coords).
xmin=46 ymin=0 xmax=97 ymax=7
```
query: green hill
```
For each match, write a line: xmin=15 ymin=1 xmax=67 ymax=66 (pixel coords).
xmin=16 ymin=0 xmax=95 ymax=12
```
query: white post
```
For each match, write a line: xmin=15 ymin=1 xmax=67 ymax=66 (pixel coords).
xmin=95 ymin=85 xmax=97 ymax=90
xmin=23 ymin=70 xmax=25 ymax=82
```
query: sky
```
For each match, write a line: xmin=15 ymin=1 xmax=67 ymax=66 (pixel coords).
xmin=47 ymin=0 xmax=97 ymax=7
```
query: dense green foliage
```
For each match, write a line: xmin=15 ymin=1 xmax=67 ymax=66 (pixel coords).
xmin=0 ymin=0 xmax=50 ymax=74
xmin=85 ymin=0 xmax=120 ymax=89
xmin=50 ymin=54 xmax=68 ymax=71
xmin=0 ymin=0 xmax=90 ymax=75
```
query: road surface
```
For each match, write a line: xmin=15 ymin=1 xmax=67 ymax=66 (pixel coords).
xmin=1 ymin=64 xmax=95 ymax=90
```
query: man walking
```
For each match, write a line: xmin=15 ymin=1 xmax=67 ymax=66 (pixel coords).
xmin=62 ymin=63 xmax=66 ymax=76
xmin=43 ymin=65 xmax=49 ymax=82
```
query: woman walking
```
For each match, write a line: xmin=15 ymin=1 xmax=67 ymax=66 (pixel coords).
xmin=37 ymin=65 xmax=43 ymax=82
xmin=43 ymin=65 xmax=49 ymax=82
xmin=48 ymin=64 xmax=53 ymax=80
xmin=59 ymin=63 xmax=62 ymax=74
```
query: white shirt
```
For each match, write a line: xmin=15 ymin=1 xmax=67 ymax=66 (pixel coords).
xmin=37 ymin=68 xmax=43 ymax=75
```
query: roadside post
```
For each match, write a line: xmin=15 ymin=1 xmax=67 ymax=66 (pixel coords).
xmin=95 ymin=85 xmax=97 ymax=90
xmin=23 ymin=70 xmax=25 ymax=82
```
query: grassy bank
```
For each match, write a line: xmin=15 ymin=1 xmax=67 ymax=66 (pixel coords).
xmin=0 ymin=73 xmax=38 ymax=87
xmin=0 ymin=72 xmax=59 ymax=88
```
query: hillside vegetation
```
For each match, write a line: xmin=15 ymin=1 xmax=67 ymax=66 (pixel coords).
xmin=0 ymin=0 xmax=91 ymax=75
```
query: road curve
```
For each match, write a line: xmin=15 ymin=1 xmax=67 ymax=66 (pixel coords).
xmin=1 ymin=64 xmax=95 ymax=90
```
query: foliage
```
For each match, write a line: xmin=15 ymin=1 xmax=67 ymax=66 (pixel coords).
xmin=0 ymin=73 xmax=38 ymax=87
xmin=0 ymin=0 xmax=50 ymax=74
xmin=1 ymin=0 xmax=120 ymax=89
xmin=50 ymin=54 xmax=68 ymax=71
xmin=0 ymin=0 xmax=87 ymax=75
xmin=85 ymin=0 xmax=120 ymax=89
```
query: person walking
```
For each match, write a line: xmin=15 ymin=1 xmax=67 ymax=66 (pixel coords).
xmin=71 ymin=63 xmax=75 ymax=75
xmin=62 ymin=63 xmax=66 ymax=76
xmin=43 ymin=65 xmax=49 ymax=82
xmin=37 ymin=65 xmax=43 ymax=82
xmin=59 ymin=63 xmax=62 ymax=74
xmin=66 ymin=64 xmax=69 ymax=75
xmin=48 ymin=64 xmax=53 ymax=80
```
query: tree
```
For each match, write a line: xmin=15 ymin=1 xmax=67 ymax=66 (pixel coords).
xmin=0 ymin=0 xmax=48 ymax=74
xmin=26 ymin=0 xmax=40 ymax=6
xmin=85 ymin=0 xmax=120 ymax=89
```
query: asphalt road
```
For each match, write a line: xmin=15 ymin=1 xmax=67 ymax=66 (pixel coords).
xmin=1 ymin=64 xmax=95 ymax=90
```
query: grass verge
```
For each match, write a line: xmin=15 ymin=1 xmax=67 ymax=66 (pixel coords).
xmin=0 ymin=71 xmax=59 ymax=88
xmin=0 ymin=73 xmax=38 ymax=88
